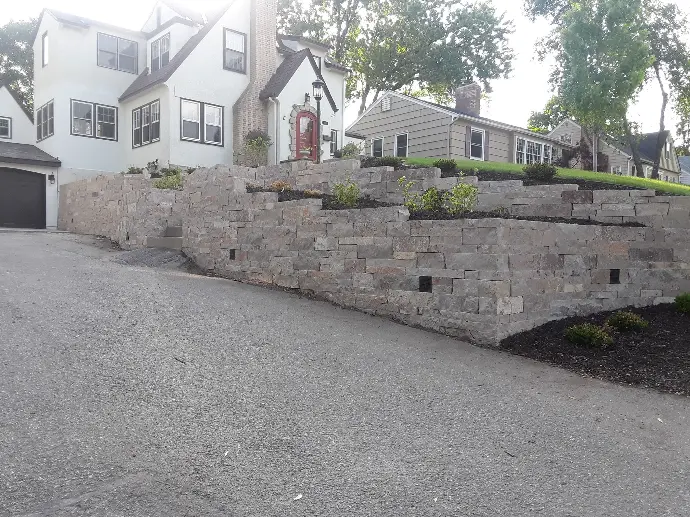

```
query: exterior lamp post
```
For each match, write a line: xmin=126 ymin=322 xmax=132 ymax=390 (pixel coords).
xmin=312 ymin=79 xmax=324 ymax=163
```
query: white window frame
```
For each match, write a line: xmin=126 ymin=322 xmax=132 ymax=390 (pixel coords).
xmin=97 ymin=33 xmax=138 ymax=74
xmin=470 ymin=128 xmax=484 ymax=161
xmin=515 ymin=136 xmax=555 ymax=165
xmin=150 ymin=101 xmax=160 ymax=142
xmin=371 ymin=137 xmax=384 ymax=158
xmin=70 ymin=99 xmax=117 ymax=141
xmin=151 ymin=33 xmax=170 ymax=72
xmin=394 ymin=133 xmax=408 ymax=158
xmin=203 ymin=104 xmax=223 ymax=145
xmin=330 ymin=129 xmax=338 ymax=154
xmin=132 ymin=109 xmax=141 ymax=148
xmin=96 ymin=105 xmax=117 ymax=140
xmin=141 ymin=105 xmax=151 ymax=145
xmin=0 ymin=117 xmax=11 ymax=139
xmin=180 ymin=99 xmax=223 ymax=146
xmin=223 ymin=29 xmax=246 ymax=74
xmin=611 ymin=165 xmax=622 ymax=175
xmin=36 ymin=100 xmax=54 ymax=142
xmin=42 ymin=32 xmax=49 ymax=67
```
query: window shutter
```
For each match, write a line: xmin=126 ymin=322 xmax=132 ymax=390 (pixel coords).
xmin=465 ymin=126 xmax=471 ymax=158
xmin=484 ymin=131 xmax=490 ymax=161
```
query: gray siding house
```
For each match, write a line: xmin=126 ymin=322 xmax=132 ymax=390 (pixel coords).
xmin=346 ymin=86 xmax=572 ymax=166
xmin=679 ymin=156 xmax=690 ymax=185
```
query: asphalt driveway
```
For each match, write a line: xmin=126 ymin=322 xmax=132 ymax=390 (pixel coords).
xmin=1 ymin=231 xmax=689 ymax=516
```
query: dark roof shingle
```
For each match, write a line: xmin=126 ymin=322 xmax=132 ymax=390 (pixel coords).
xmin=0 ymin=142 xmax=61 ymax=167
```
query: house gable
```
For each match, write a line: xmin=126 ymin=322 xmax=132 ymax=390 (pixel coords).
xmin=0 ymin=85 xmax=35 ymax=145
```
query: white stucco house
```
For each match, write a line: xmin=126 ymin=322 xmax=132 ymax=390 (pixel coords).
xmin=0 ymin=0 xmax=348 ymax=229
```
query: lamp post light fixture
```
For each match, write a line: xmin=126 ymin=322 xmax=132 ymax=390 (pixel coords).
xmin=312 ymin=79 xmax=325 ymax=163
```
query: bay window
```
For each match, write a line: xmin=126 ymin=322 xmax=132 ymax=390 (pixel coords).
xmin=181 ymin=99 xmax=223 ymax=145
xmin=71 ymin=99 xmax=117 ymax=140
xmin=132 ymin=100 xmax=160 ymax=148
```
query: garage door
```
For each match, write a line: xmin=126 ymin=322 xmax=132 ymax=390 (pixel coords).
xmin=0 ymin=168 xmax=46 ymax=229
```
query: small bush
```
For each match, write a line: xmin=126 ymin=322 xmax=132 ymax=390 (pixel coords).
xmin=160 ymin=167 xmax=182 ymax=177
xmin=421 ymin=187 xmax=443 ymax=211
xmin=675 ymin=293 xmax=690 ymax=314
xmin=443 ymin=182 xmax=479 ymax=214
xmin=605 ymin=311 xmax=648 ymax=331
xmin=341 ymin=142 xmax=361 ymax=158
xmin=126 ymin=166 xmax=143 ymax=175
xmin=398 ymin=176 xmax=421 ymax=212
xmin=237 ymin=129 xmax=272 ymax=167
xmin=153 ymin=170 xmax=182 ymax=190
xmin=147 ymin=159 xmax=160 ymax=178
xmin=433 ymin=159 xmax=457 ymax=173
xmin=564 ymin=323 xmax=613 ymax=348
xmin=303 ymin=189 xmax=323 ymax=198
xmin=268 ymin=180 xmax=292 ymax=192
xmin=524 ymin=163 xmax=558 ymax=181
xmin=332 ymin=178 xmax=361 ymax=207
xmin=361 ymin=156 xmax=404 ymax=170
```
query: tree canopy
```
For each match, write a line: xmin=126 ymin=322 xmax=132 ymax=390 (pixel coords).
xmin=279 ymin=0 xmax=515 ymax=113
xmin=0 ymin=18 xmax=36 ymax=111
xmin=527 ymin=95 xmax=571 ymax=134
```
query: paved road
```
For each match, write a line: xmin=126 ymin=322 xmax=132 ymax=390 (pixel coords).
xmin=1 ymin=232 xmax=689 ymax=516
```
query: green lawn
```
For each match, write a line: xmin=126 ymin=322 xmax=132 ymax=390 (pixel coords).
xmin=404 ymin=157 xmax=690 ymax=196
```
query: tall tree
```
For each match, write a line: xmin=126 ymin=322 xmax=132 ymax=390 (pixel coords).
xmin=0 ymin=18 xmax=36 ymax=111
xmin=527 ymin=95 xmax=571 ymax=134
xmin=279 ymin=0 xmax=514 ymax=113
xmin=677 ymin=93 xmax=690 ymax=157
xmin=557 ymin=0 xmax=651 ymax=174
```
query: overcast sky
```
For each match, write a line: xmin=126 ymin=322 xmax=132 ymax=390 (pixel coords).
xmin=2 ymin=0 xmax=688 ymax=136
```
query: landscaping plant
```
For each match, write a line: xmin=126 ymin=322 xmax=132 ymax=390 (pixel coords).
xmin=268 ymin=180 xmax=293 ymax=192
xmin=524 ymin=163 xmax=557 ymax=182
xmin=361 ymin=156 xmax=404 ymax=170
xmin=564 ymin=323 xmax=613 ymax=348
xmin=421 ymin=187 xmax=443 ymax=211
xmin=146 ymin=159 xmax=160 ymax=178
xmin=397 ymin=176 xmax=422 ymax=212
xmin=443 ymin=182 xmax=479 ymax=214
xmin=237 ymin=130 xmax=272 ymax=167
xmin=433 ymin=159 xmax=458 ymax=174
xmin=153 ymin=169 xmax=182 ymax=190
xmin=303 ymin=189 xmax=323 ymax=198
xmin=332 ymin=178 xmax=361 ymax=207
xmin=605 ymin=311 xmax=648 ymax=331
xmin=126 ymin=166 xmax=143 ymax=175
xmin=341 ymin=142 xmax=361 ymax=158
xmin=675 ymin=293 xmax=690 ymax=314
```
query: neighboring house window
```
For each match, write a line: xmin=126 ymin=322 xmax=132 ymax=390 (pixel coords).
xmin=223 ymin=29 xmax=246 ymax=73
xmin=330 ymin=129 xmax=338 ymax=154
xmin=42 ymin=32 xmax=49 ymax=67
xmin=526 ymin=140 xmax=543 ymax=164
xmin=516 ymin=137 xmax=555 ymax=164
xmin=395 ymin=134 xmax=408 ymax=158
xmin=151 ymin=33 xmax=170 ymax=72
xmin=70 ymin=100 xmax=118 ymax=140
xmin=543 ymin=144 xmax=552 ymax=164
xmin=665 ymin=140 xmax=671 ymax=159
xmin=181 ymin=99 xmax=223 ymax=145
xmin=372 ymin=137 xmax=383 ymax=157
xmin=0 ymin=117 xmax=10 ymax=139
xmin=560 ymin=133 xmax=572 ymax=144
xmin=516 ymin=138 xmax=526 ymax=164
xmin=611 ymin=165 xmax=622 ymax=175
xmin=97 ymin=33 xmax=138 ymax=74
xmin=381 ymin=97 xmax=391 ymax=112
xmin=645 ymin=166 xmax=652 ymax=178
xmin=132 ymin=100 xmax=160 ymax=148
xmin=36 ymin=100 xmax=54 ymax=142
xmin=470 ymin=128 xmax=484 ymax=160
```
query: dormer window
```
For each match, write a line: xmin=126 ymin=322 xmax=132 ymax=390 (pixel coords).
xmin=151 ymin=33 xmax=170 ymax=72
xmin=223 ymin=29 xmax=246 ymax=73
xmin=97 ymin=33 xmax=138 ymax=74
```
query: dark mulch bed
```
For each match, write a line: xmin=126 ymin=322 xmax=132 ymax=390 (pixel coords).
xmin=246 ymin=186 xmax=394 ymax=209
xmin=409 ymin=209 xmax=645 ymax=227
xmin=501 ymin=304 xmax=690 ymax=396
xmin=440 ymin=168 xmax=674 ymax=195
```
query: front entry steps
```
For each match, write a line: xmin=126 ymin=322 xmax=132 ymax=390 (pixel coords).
xmin=145 ymin=225 xmax=183 ymax=250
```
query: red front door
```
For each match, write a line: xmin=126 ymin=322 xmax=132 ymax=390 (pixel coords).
xmin=295 ymin=111 xmax=317 ymax=161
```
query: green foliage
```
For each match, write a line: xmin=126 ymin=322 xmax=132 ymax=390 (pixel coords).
xmin=146 ymin=160 xmax=160 ymax=178
xmin=675 ymin=293 xmax=690 ymax=314
xmin=564 ymin=323 xmax=613 ymax=349
xmin=0 ymin=18 xmax=37 ymax=111
xmin=153 ymin=170 xmax=182 ymax=190
xmin=421 ymin=187 xmax=443 ymax=211
xmin=398 ymin=177 xmax=422 ymax=212
xmin=606 ymin=311 xmax=649 ymax=331
xmin=126 ymin=166 xmax=143 ymax=175
xmin=524 ymin=163 xmax=557 ymax=181
xmin=332 ymin=178 xmax=361 ymax=207
xmin=527 ymin=95 xmax=572 ymax=134
xmin=361 ymin=156 xmax=404 ymax=169
xmin=237 ymin=130 xmax=272 ymax=167
xmin=341 ymin=142 xmax=362 ymax=158
xmin=443 ymin=182 xmax=479 ymax=214
xmin=433 ymin=159 xmax=458 ymax=173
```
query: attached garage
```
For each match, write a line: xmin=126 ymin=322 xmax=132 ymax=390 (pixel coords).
xmin=0 ymin=142 xmax=60 ymax=229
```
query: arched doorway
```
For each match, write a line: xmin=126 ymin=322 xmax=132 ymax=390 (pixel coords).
xmin=0 ymin=167 xmax=46 ymax=229
xmin=295 ymin=111 xmax=317 ymax=161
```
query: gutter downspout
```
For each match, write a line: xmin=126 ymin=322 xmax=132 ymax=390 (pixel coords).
xmin=447 ymin=115 xmax=459 ymax=158
xmin=267 ymin=97 xmax=281 ymax=165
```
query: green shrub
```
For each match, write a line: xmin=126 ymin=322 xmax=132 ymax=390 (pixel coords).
xmin=332 ymin=178 xmax=361 ymax=207
xmin=443 ymin=182 xmax=479 ymax=214
xmin=361 ymin=156 xmax=404 ymax=170
xmin=524 ymin=163 xmax=558 ymax=181
xmin=421 ymin=187 xmax=443 ymax=211
xmin=236 ymin=129 xmax=272 ymax=167
xmin=341 ymin=142 xmax=361 ymax=158
xmin=675 ymin=293 xmax=690 ymax=314
xmin=126 ymin=166 xmax=143 ymax=175
xmin=398 ymin=176 xmax=421 ymax=212
xmin=146 ymin=159 xmax=160 ymax=178
xmin=564 ymin=323 xmax=613 ymax=348
xmin=433 ymin=159 xmax=458 ymax=173
xmin=153 ymin=170 xmax=182 ymax=190
xmin=605 ymin=311 xmax=648 ymax=331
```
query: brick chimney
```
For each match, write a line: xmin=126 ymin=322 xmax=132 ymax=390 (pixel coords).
xmin=232 ymin=0 xmax=278 ymax=154
xmin=455 ymin=83 xmax=482 ymax=117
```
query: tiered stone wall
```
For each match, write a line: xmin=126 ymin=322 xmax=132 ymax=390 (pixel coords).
xmin=59 ymin=162 xmax=690 ymax=345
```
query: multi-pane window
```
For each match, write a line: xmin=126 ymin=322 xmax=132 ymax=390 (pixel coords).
xmin=517 ymin=137 xmax=559 ymax=164
xmin=330 ymin=129 xmax=338 ymax=154
xmin=526 ymin=141 xmax=542 ymax=164
xmin=543 ymin=144 xmax=552 ymax=164
xmin=181 ymin=99 xmax=223 ymax=145
xmin=0 ymin=117 xmax=10 ymax=139
xmin=42 ymin=33 xmax=49 ymax=67
xmin=516 ymin=138 xmax=526 ymax=164
xmin=470 ymin=128 xmax=484 ymax=160
xmin=395 ymin=133 xmax=408 ymax=158
xmin=132 ymin=109 xmax=141 ymax=147
xmin=224 ymin=29 xmax=246 ymax=73
xmin=611 ymin=165 xmax=622 ymax=175
xmin=141 ymin=105 xmax=151 ymax=144
xmin=372 ymin=138 xmax=383 ymax=157
xmin=560 ymin=133 xmax=572 ymax=144
xmin=71 ymin=100 xmax=117 ymax=140
xmin=97 ymin=33 xmax=138 ymax=74
xmin=36 ymin=100 xmax=54 ymax=142
xmin=151 ymin=33 xmax=170 ymax=72
xmin=150 ymin=101 xmax=160 ymax=141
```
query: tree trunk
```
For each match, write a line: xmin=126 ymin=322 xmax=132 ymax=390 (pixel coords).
xmin=371 ymin=90 xmax=380 ymax=104
xmin=592 ymin=132 xmax=599 ymax=173
xmin=652 ymin=63 xmax=668 ymax=180
xmin=358 ymin=85 xmax=371 ymax=115
xmin=624 ymin=116 xmax=645 ymax=177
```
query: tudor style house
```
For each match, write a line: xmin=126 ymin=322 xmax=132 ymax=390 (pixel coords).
xmin=347 ymin=85 xmax=682 ymax=182
xmin=0 ymin=0 xmax=347 ymax=229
